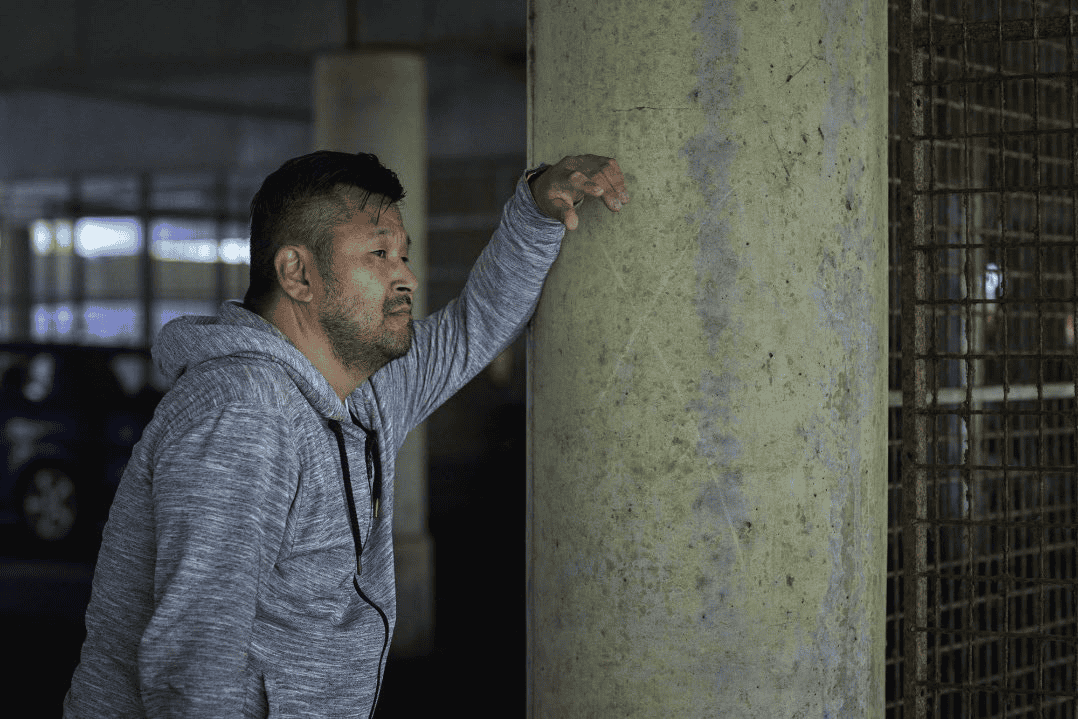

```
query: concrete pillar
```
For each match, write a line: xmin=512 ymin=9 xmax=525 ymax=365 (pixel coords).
xmin=313 ymin=51 xmax=433 ymax=655
xmin=526 ymin=1 xmax=887 ymax=716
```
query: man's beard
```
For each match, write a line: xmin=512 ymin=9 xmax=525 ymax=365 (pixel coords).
xmin=318 ymin=283 xmax=414 ymax=377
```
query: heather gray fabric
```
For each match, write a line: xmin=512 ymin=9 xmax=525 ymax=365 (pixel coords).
xmin=63 ymin=172 xmax=564 ymax=718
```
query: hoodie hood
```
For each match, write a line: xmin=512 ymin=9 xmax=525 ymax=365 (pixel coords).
xmin=153 ymin=299 xmax=347 ymax=419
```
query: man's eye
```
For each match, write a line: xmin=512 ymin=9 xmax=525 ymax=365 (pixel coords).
xmin=372 ymin=250 xmax=387 ymax=258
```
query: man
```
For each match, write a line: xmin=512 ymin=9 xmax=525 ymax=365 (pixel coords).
xmin=63 ymin=151 xmax=628 ymax=718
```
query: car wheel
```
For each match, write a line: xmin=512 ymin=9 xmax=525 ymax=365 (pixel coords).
xmin=19 ymin=464 xmax=79 ymax=542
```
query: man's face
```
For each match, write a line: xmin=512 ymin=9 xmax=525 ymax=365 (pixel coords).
xmin=316 ymin=194 xmax=416 ymax=377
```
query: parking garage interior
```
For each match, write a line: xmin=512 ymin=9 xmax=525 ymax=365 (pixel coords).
xmin=0 ymin=1 xmax=1075 ymax=718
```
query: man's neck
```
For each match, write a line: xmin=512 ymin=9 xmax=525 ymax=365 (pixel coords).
xmin=261 ymin=295 xmax=367 ymax=401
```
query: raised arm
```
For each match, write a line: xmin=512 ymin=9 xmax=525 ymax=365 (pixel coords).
xmin=372 ymin=155 xmax=629 ymax=435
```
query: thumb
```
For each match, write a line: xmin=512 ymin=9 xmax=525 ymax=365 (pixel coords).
xmin=563 ymin=207 xmax=579 ymax=231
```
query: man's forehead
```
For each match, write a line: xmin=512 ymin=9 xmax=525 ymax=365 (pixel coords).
xmin=336 ymin=198 xmax=410 ymax=247
xmin=365 ymin=204 xmax=409 ymax=246
xmin=372 ymin=224 xmax=412 ymax=248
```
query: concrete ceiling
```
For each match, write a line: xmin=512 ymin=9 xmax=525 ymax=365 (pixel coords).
xmin=0 ymin=0 xmax=527 ymax=121
xmin=0 ymin=1 xmax=529 ymax=178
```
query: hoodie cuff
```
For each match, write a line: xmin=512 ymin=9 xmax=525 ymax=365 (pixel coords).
xmin=518 ymin=164 xmax=565 ymax=229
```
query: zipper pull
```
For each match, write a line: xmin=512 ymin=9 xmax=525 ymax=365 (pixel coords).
xmin=356 ymin=557 xmax=362 ymax=576
xmin=373 ymin=497 xmax=380 ymax=519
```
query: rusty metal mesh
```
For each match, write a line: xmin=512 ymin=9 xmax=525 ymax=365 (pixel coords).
xmin=891 ymin=0 xmax=1078 ymax=717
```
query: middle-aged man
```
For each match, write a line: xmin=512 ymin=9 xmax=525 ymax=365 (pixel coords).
xmin=63 ymin=150 xmax=628 ymax=718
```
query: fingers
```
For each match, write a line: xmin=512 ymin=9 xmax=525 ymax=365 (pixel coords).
xmin=539 ymin=154 xmax=629 ymax=229
xmin=569 ymin=158 xmax=629 ymax=214
xmin=591 ymin=160 xmax=629 ymax=209
xmin=571 ymin=171 xmax=605 ymax=198
xmin=600 ymin=158 xmax=630 ymax=203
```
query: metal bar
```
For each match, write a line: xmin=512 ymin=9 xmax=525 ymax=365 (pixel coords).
xmin=915 ymin=680 xmax=1078 ymax=700
xmin=1070 ymin=4 xmax=1078 ymax=680
xmin=907 ymin=521 xmax=1078 ymax=530
xmin=1031 ymin=6 xmax=1047 ymax=714
xmin=961 ymin=13 xmax=976 ymax=708
xmin=914 ymin=350 xmax=1078 ymax=358
xmin=912 ymin=181 xmax=1078 ymax=191
xmin=914 ymin=73 xmax=1078 ymax=90
xmin=888 ymin=380 xmax=1078 ymax=406
xmin=916 ymin=14 xmax=1074 ymax=47
xmin=900 ymin=0 xmax=929 ymax=713
xmin=1070 ymin=12 xmax=1078 ymax=717
xmin=995 ymin=5 xmax=1014 ymax=707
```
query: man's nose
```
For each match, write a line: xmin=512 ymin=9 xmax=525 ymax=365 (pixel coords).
xmin=393 ymin=262 xmax=417 ymax=296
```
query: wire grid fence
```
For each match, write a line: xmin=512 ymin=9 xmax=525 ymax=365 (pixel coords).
xmin=891 ymin=0 xmax=1078 ymax=717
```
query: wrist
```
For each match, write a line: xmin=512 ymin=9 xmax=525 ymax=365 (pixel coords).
xmin=526 ymin=164 xmax=549 ymax=200
xmin=525 ymin=164 xmax=549 ymax=184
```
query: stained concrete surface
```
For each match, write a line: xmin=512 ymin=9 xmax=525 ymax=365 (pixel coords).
xmin=527 ymin=0 xmax=887 ymax=715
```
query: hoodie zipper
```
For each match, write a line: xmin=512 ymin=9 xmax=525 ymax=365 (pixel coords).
xmin=327 ymin=417 xmax=390 ymax=719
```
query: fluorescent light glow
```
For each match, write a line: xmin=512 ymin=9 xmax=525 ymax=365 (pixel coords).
xmin=55 ymin=306 xmax=73 ymax=334
xmin=154 ymin=238 xmax=218 ymax=262
xmin=218 ymin=237 xmax=250 ymax=264
xmin=151 ymin=220 xmax=226 ymax=263
xmin=985 ymin=262 xmax=1002 ymax=300
xmin=31 ymin=304 xmax=75 ymax=338
xmin=33 ymin=217 xmax=245 ymax=264
xmin=31 ymin=221 xmax=52 ymax=255
xmin=55 ymin=221 xmax=73 ymax=249
xmin=84 ymin=303 xmax=138 ymax=340
xmin=75 ymin=218 xmax=142 ymax=258
xmin=33 ymin=306 xmax=52 ymax=336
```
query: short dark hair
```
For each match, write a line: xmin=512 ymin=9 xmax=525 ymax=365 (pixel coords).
xmin=244 ymin=150 xmax=406 ymax=313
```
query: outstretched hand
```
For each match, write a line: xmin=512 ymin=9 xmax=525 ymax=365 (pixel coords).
xmin=529 ymin=155 xmax=629 ymax=231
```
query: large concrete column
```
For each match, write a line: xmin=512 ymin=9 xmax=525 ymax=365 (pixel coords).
xmin=313 ymin=51 xmax=432 ymax=655
xmin=526 ymin=1 xmax=887 ymax=716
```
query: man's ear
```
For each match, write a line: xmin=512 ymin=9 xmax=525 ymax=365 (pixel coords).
xmin=274 ymin=245 xmax=317 ymax=303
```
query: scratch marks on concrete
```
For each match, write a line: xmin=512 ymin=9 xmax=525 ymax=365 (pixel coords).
xmin=594 ymin=193 xmax=729 ymax=409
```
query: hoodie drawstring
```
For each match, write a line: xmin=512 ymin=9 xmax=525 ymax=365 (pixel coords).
xmin=355 ymin=411 xmax=383 ymax=520
xmin=328 ymin=416 xmax=384 ymax=575
xmin=328 ymin=418 xmax=365 ymax=575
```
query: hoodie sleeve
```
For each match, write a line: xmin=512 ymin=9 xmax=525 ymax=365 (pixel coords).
xmin=374 ymin=170 xmax=566 ymax=432
xmin=138 ymin=400 xmax=296 ymax=718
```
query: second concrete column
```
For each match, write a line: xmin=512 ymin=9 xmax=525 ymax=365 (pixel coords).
xmin=526 ymin=0 xmax=888 ymax=715
xmin=313 ymin=50 xmax=432 ymax=655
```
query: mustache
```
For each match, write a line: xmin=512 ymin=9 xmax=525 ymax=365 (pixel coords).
xmin=385 ymin=297 xmax=412 ymax=314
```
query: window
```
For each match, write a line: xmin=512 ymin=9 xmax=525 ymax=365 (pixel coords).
xmin=1 ymin=172 xmax=257 ymax=346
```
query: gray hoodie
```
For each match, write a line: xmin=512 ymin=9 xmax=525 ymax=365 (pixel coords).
xmin=63 ymin=172 xmax=564 ymax=718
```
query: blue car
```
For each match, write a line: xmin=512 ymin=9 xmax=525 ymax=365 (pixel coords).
xmin=0 ymin=344 xmax=163 ymax=559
